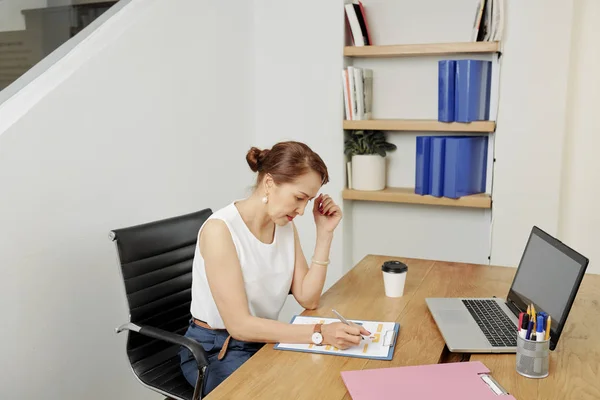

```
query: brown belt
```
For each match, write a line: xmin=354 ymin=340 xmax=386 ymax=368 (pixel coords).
xmin=193 ymin=318 xmax=231 ymax=361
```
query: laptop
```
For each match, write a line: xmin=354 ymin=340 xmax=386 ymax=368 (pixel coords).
xmin=426 ymin=226 xmax=589 ymax=353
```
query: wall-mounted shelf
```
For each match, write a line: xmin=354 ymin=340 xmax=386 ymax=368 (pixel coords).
xmin=343 ymin=119 xmax=495 ymax=133
xmin=342 ymin=187 xmax=491 ymax=209
xmin=344 ymin=41 xmax=501 ymax=58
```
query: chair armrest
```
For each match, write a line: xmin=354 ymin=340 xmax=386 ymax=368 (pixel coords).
xmin=116 ymin=323 xmax=208 ymax=368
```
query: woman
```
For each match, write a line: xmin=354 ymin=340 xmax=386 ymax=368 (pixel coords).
xmin=179 ymin=140 xmax=369 ymax=396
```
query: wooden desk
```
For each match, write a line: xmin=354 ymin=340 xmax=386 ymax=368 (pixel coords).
xmin=205 ymin=255 xmax=600 ymax=399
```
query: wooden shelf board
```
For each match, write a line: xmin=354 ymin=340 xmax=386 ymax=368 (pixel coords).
xmin=343 ymin=119 xmax=495 ymax=133
xmin=342 ymin=187 xmax=491 ymax=209
xmin=344 ymin=41 xmax=500 ymax=58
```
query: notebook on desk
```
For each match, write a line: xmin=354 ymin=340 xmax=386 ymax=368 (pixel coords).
xmin=341 ymin=361 xmax=516 ymax=400
xmin=274 ymin=315 xmax=399 ymax=360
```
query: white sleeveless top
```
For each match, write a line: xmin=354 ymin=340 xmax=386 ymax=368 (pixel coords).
xmin=190 ymin=201 xmax=296 ymax=329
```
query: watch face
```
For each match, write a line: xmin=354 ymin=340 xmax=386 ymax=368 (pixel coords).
xmin=312 ymin=332 xmax=323 ymax=345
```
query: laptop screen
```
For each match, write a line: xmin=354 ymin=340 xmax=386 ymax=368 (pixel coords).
xmin=507 ymin=226 xmax=588 ymax=348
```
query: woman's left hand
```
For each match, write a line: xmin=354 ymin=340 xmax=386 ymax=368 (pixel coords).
xmin=313 ymin=194 xmax=342 ymax=234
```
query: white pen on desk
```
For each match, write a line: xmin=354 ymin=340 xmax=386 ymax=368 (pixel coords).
xmin=331 ymin=309 xmax=373 ymax=339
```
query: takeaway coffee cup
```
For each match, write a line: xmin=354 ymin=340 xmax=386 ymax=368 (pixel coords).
xmin=381 ymin=260 xmax=408 ymax=297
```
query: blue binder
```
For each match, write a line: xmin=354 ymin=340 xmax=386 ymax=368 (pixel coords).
xmin=415 ymin=136 xmax=432 ymax=195
xmin=438 ymin=60 xmax=456 ymax=122
xmin=443 ymin=136 xmax=488 ymax=199
xmin=429 ymin=137 xmax=446 ymax=197
xmin=454 ymin=60 xmax=492 ymax=123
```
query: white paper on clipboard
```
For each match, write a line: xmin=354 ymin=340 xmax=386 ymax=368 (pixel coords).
xmin=275 ymin=316 xmax=399 ymax=360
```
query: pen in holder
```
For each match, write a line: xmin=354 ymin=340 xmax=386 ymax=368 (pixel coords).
xmin=515 ymin=334 xmax=550 ymax=378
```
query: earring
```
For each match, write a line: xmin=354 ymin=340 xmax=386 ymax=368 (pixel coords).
xmin=262 ymin=195 xmax=268 ymax=204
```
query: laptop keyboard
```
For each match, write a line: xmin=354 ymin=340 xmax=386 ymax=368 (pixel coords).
xmin=462 ymin=299 xmax=517 ymax=347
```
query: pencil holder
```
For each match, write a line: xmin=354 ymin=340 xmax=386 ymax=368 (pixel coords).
xmin=515 ymin=334 xmax=550 ymax=378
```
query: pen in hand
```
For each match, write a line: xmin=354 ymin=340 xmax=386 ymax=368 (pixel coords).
xmin=332 ymin=309 xmax=372 ymax=340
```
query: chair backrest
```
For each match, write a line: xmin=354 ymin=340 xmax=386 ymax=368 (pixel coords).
xmin=110 ymin=208 xmax=212 ymax=373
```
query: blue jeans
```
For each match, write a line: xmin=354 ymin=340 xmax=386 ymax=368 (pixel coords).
xmin=179 ymin=320 xmax=264 ymax=397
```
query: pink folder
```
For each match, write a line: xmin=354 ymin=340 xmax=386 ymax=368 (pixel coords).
xmin=341 ymin=361 xmax=516 ymax=400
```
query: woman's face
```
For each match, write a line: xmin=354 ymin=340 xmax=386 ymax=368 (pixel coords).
xmin=265 ymin=171 xmax=322 ymax=226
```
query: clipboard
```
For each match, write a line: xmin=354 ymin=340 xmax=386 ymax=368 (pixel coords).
xmin=340 ymin=361 xmax=516 ymax=399
xmin=273 ymin=315 xmax=400 ymax=361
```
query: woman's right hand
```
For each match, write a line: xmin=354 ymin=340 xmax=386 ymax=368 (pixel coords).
xmin=321 ymin=322 xmax=371 ymax=350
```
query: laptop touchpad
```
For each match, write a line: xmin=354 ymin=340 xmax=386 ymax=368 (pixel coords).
xmin=438 ymin=310 xmax=473 ymax=325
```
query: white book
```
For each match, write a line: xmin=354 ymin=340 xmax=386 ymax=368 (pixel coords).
xmin=471 ymin=0 xmax=485 ymax=41
xmin=492 ymin=0 xmax=504 ymax=41
xmin=483 ymin=0 xmax=493 ymax=41
xmin=342 ymin=69 xmax=351 ymax=120
xmin=362 ymin=68 xmax=373 ymax=120
xmin=488 ymin=0 xmax=497 ymax=41
xmin=353 ymin=67 xmax=364 ymax=120
xmin=345 ymin=3 xmax=365 ymax=46
xmin=347 ymin=66 xmax=358 ymax=120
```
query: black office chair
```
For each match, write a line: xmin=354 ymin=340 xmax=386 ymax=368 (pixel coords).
xmin=110 ymin=208 xmax=213 ymax=400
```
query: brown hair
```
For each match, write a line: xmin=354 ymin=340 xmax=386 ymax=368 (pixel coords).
xmin=246 ymin=141 xmax=329 ymax=187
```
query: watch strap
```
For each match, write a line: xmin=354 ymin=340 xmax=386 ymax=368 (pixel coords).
xmin=313 ymin=323 xmax=322 ymax=333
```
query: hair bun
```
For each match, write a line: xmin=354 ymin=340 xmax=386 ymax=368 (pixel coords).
xmin=246 ymin=147 xmax=270 ymax=172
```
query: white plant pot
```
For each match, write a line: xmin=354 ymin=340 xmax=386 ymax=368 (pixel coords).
xmin=351 ymin=154 xmax=386 ymax=191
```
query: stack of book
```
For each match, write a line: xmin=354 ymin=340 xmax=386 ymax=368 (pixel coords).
xmin=438 ymin=59 xmax=492 ymax=123
xmin=472 ymin=0 xmax=504 ymax=42
xmin=415 ymin=136 xmax=488 ymax=199
xmin=342 ymin=66 xmax=373 ymax=121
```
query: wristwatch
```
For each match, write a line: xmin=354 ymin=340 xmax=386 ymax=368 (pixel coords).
xmin=312 ymin=323 xmax=324 ymax=345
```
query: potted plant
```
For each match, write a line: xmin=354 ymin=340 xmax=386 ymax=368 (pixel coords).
xmin=344 ymin=130 xmax=397 ymax=191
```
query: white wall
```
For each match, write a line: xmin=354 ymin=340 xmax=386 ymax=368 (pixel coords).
xmin=0 ymin=0 xmax=47 ymax=32
xmin=490 ymin=0 xmax=575 ymax=267
xmin=0 ymin=0 xmax=254 ymax=398
xmin=558 ymin=0 xmax=600 ymax=274
xmin=252 ymin=0 xmax=347 ymax=322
